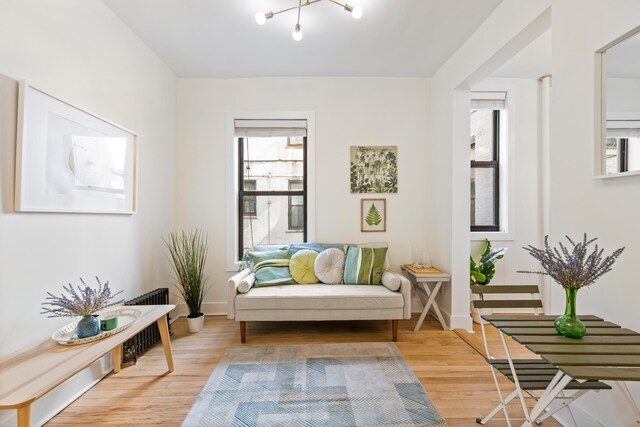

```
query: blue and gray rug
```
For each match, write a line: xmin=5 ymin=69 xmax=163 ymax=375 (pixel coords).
xmin=183 ymin=342 xmax=448 ymax=426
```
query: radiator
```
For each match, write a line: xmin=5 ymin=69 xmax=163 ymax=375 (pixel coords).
xmin=122 ymin=288 xmax=171 ymax=364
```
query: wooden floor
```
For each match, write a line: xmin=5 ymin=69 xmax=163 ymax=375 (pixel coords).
xmin=48 ymin=315 xmax=560 ymax=427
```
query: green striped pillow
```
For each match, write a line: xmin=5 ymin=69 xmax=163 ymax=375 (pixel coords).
xmin=254 ymin=259 xmax=296 ymax=287
xmin=343 ymin=246 xmax=388 ymax=285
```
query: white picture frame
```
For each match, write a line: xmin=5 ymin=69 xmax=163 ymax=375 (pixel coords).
xmin=15 ymin=82 xmax=138 ymax=214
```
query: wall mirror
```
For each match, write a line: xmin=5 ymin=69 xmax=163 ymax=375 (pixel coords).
xmin=596 ymin=26 xmax=640 ymax=178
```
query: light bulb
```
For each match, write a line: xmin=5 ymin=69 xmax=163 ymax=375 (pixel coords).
xmin=292 ymin=24 xmax=303 ymax=41
xmin=351 ymin=5 xmax=363 ymax=19
xmin=255 ymin=11 xmax=267 ymax=25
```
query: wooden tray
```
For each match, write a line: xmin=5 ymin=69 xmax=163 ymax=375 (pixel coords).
xmin=402 ymin=264 xmax=445 ymax=275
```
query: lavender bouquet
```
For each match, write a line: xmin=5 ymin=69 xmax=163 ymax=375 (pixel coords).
xmin=519 ymin=234 xmax=624 ymax=289
xmin=42 ymin=277 xmax=124 ymax=318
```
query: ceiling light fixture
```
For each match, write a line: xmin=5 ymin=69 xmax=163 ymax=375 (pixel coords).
xmin=255 ymin=0 xmax=363 ymax=41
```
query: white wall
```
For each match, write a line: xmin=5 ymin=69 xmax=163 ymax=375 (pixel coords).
xmin=550 ymin=1 xmax=640 ymax=425
xmin=428 ymin=1 xmax=551 ymax=330
xmin=0 ymin=1 xmax=176 ymax=425
xmin=470 ymin=78 xmax=543 ymax=290
xmin=176 ymin=77 xmax=430 ymax=314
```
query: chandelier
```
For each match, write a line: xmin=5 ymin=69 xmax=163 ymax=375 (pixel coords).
xmin=255 ymin=0 xmax=363 ymax=41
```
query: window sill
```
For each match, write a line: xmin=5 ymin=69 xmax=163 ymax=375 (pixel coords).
xmin=470 ymin=231 xmax=514 ymax=242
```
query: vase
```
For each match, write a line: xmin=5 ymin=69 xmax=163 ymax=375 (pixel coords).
xmin=186 ymin=313 xmax=205 ymax=333
xmin=77 ymin=315 xmax=100 ymax=338
xmin=554 ymin=287 xmax=586 ymax=338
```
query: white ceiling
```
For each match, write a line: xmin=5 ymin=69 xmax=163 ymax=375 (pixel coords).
xmin=491 ymin=29 xmax=552 ymax=79
xmin=102 ymin=0 xmax=503 ymax=78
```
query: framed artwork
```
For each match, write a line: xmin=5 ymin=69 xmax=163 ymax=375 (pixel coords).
xmin=15 ymin=82 xmax=138 ymax=214
xmin=350 ymin=146 xmax=398 ymax=193
xmin=361 ymin=198 xmax=386 ymax=232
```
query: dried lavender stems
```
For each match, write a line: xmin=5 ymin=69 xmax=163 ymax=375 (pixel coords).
xmin=41 ymin=277 xmax=124 ymax=317
xmin=519 ymin=234 xmax=625 ymax=289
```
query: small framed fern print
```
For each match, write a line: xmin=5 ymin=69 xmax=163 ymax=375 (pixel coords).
xmin=361 ymin=198 xmax=386 ymax=232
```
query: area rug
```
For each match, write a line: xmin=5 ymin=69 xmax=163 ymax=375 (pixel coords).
xmin=182 ymin=342 xmax=448 ymax=427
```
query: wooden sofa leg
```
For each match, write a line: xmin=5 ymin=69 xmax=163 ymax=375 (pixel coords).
xmin=240 ymin=321 xmax=246 ymax=343
xmin=392 ymin=319 xmax=398 ymax=342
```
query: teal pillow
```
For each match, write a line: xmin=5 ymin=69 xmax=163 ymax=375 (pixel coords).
xmin=343 ymin=246 xmax=388 ymax=285
xmin=254 ymin=259 xmax=296 ymax=287
xmin=246 ymin=248 xmax=291 ymax=272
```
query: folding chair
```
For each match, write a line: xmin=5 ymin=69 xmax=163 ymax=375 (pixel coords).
xmin=471 ymin=285 xmax=611 ymax=426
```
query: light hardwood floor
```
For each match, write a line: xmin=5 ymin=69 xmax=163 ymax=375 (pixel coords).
xmin=48 ymin=316 xmax=560 ymax=426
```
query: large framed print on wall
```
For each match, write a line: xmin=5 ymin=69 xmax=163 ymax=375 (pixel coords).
xmin=15 ymin=82 xmax=137 ymax=214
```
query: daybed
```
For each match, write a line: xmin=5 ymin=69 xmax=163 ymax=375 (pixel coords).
xmin=227 ymin=243 xmax=412 ymax=342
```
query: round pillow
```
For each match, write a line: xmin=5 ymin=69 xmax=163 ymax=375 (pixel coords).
xmin=289 ymin=249 xmax=319 ymax=284
xmin=314 ymin=248 xmax=345 ymax=284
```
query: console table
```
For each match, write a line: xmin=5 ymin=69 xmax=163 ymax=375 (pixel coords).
xmin=401 ymin=264 xmax=450 ymax=331
xmin=0 ymin=304 xmax=175 ymax=427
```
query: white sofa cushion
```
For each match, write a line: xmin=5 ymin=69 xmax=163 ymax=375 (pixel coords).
xmin=314 ymin=248 xmax=345 ymax=284
xmin=236 ymin=284 xmax=403 ymax=311
xmin=237 ymin=273 xmax=255 ymax=293
xmin=381 ymin=271 xmax=401 ymax=291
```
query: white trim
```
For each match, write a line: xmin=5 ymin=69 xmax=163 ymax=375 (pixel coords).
xmin=225 ymin=111 xmax=316 ymax=271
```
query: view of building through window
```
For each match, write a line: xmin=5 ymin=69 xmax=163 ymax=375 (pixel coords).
xmin=238 ymin=136 xmax=305 ymax=258
xmin=470 ymin=109 xmax=500 ymax=232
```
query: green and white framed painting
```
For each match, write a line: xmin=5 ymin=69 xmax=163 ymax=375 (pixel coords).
xmin=350 ymin=146 xmax=398 ymax=193
xmin=361 ymin=198 xmax=386 ymax=232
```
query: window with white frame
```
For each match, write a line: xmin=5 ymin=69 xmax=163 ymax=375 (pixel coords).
xmin=470 ymin=92 xmax=507 ymax=232
xmin=235 ymin=119 xmax=307 ymax=259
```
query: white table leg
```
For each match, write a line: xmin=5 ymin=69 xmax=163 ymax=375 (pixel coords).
xmin=614 ymin=381 xmax=640 ymax=423
xmin=423 ymin=283 xmax=448 ymax=330
xmin=413 ymin=281 xmax=442 ymax=332
xmin=526 ymin=372 xmax=573 ymax=427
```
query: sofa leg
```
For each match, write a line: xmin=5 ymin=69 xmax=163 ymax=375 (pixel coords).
xmin=392 ymin=319 xmax=398 ymax=342
xmin=240 ymin=321 xmax=246 ymax=343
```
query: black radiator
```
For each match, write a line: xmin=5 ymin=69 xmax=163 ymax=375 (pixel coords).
xmin=122 ymin=287 xmax=171 ymax=364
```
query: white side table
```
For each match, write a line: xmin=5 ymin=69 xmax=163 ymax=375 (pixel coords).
xmin=401 ymin=264 xmax=451 ymax=331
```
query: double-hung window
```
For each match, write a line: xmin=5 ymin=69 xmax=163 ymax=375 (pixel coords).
xmin=470 ymin=92 xmax=506 ymax=232
xmin=235 ymin=119 xmax=307 ymax=259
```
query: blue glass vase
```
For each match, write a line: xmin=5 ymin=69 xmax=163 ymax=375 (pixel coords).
xmin=77 ymin=315 xmax=100 ymax=338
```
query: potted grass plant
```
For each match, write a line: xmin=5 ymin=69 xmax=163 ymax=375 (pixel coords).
xmin=164 ymin=229 xmax=210 ymax=333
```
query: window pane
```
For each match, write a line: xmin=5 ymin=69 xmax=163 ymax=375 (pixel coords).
xmin=470 ymin=110 xmax=495 ymax=161
xmin=242 ymin=195 xmax=304 ymax=253
xmin=470 ymin=167 xmax=496 ymax=227
xmin=243 ymin=180 xmax=256 ymax=216
xmin=241 ymin=136 xmax=303 ymax=191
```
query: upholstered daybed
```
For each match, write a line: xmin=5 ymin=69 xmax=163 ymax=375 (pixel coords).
xmin=227 ymin=243 xmax=412 ymax=342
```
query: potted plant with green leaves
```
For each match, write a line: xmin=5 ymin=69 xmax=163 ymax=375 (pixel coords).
xmin=470 ymin=239 xmax=507 ymax=324
xmin=164 ymin=229 xmax=210 ymax=333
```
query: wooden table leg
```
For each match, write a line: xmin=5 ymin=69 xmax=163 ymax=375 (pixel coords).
xmin=413 ymin=281 xmax=442 ymax=332
xmin=17 ymin=404 xmax=30 ymax=427
xmin=157 ymin=315 xmax=174 ymax=373
xmin=113 ymin=344 xmax=122 ymax=374
xmin=422 ymin=282 xmax=447 ymax=330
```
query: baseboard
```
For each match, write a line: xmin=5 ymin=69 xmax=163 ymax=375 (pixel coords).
xmin=172 ymin=302 xmax=227 ymax=319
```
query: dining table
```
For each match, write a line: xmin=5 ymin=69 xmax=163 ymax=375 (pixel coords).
xmin=483 ymin=314 xmax=640 ymax=426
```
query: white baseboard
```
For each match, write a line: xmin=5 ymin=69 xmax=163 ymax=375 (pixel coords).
xmin=171 ymin=301 xmax=227 ymax=319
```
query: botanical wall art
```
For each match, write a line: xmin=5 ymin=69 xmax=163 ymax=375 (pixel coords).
xmin=350 ymin=146 xmax=398 ymax=193
xmin=15 ymin=82 xmax=137 ymax=214
xmin=361 ymin=198 xmax=386 ymax=232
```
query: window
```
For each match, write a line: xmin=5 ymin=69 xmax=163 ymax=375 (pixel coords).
xmin=236 ymin=119 xmax=307 ymax=259
xmin=243 ymin=180 xmax=257 ymax=216
xmin=288 ymin=180 xmax=304 ymax=230
xmin=470 ymin=109 xmax=501 ymax=232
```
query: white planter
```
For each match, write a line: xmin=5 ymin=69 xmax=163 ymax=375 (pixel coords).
xmin=186 ymin=313 xmax=205 ymax=333
xmin=471 ymin=308 xmax=492 ymax=325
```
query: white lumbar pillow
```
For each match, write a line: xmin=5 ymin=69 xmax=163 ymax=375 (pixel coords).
xmin=314 ymin=248 xmax=345 ymax=284
xmin=238 ymin=274 xmax=256 ymax=293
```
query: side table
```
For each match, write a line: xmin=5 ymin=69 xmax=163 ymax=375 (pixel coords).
xmin=401 ymin=264 xmax=450 ymax=331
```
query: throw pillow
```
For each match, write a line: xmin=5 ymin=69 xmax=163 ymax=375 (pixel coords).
xmin=314 ymin=248 xmax=345 ymax=284
xmin=254 ymin=259 xmax=296 ymax=287
xmin=381 ymin=271 xmax=401 ymax=291
xmin=289 ymin=249 xmax=319 ymax=283
xmin=237 ymin=274 xmax=255 ymax=293
xmin=358 ymin=241 xmax=391 ymax=271
xmin=246 ymin=248 xmax=292 ymax=272
xmin=343 ymin=245 xmax=388 ymax=285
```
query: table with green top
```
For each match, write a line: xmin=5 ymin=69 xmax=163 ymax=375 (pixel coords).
xmin=483 ymin=314 xmax=640 ymax=426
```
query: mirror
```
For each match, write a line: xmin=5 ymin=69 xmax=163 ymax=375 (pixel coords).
xmin=596 ymin=27 xmax=640 ymax=177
